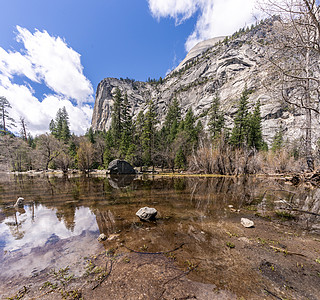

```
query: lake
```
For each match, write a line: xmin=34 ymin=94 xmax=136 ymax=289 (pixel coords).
xmin=0 ymin=173 xmax=319 ymax=299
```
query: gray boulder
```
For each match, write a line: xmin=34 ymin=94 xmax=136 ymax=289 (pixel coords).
xmin=136 ymin=207 xmax=157 ymax=221
xmin=108 ymin=159 xmax=136 ymax=174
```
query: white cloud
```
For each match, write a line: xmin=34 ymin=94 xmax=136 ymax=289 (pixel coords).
xmin=15 ymin=26 xmax=94 ymax=103
xmin=0 ymin=26 xmax=94 ymax=135
xmin=148 ymin=0 xmax=199 ymax=24
xmin=148 ymin=0 xmax=258 ymax=51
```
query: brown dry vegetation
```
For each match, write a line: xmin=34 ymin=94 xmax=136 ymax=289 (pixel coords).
xmin=189 ymin=140 xmax=306 ymax=176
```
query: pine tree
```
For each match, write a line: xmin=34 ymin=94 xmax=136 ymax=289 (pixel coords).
xmin=208 ymin=94 xmax=225 ymax=140
xmin=142 ymin=100 xmax=158 ymax=167
xmin=120 ymin=93 xmax=133 ymax=156
xmin=174 ymin=147 xmax=186 ymax=170
xmin=87 ymin=127 xmax=95 ymax=143
xmin=134 ymin=111 xmax=145 ymax=169
xmin=50 ymin=106 xmax=70 ymax=142
xmin=110 ymin=88 xmax=123 ymax=145
xmin=271 ymin=126 xmax=284 ymax=152
xmin=230 ymin=88 xmax=252 ymax=148
xmin=247 ymin=100 xmax=265 ymax=150
xmin=184 ymin=108 xmax=198 ymax=144
xmin=0 ymin=96 xmax=15 ymax=134
xmin=49 ymin=119 xmax=56 ymax=136
xmin=163 ymin=98 xmax=181 ymax=143
xmin=60 ymin=107 xmax=71 ymax=142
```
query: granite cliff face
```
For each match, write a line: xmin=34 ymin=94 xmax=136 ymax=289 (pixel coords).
xmin=92 ymin=21 xmax=319 ymax=145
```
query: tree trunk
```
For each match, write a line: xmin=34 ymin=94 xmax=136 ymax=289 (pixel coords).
xmin=2 ymin=107 xmax=6 ymax=133
xmin=305 ymin=48 xmax=314 ymax=170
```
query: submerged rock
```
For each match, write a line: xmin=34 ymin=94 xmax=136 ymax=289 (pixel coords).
xmin=98 ymin=233 xmax=107 ymax=242
xmin=14 ymin=197 xmax=24 ymax=208
xmin=108 ymin=159 xmax=136 ymax=174
xmin=241 ymin=218 xmax=255 ymax=228
xmin=136 ymin=207 xmax=157 ymax=221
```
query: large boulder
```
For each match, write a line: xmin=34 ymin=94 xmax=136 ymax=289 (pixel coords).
xmin=136 ymin=207 xmax=158 ymax=221
xmin=108 ymin=159 xmax=136 ymax=174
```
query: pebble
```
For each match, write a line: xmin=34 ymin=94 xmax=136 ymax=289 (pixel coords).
xmin=97 ymin=233 xmax=107 ymax=242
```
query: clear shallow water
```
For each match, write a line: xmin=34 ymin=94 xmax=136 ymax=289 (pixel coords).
xmin=0 ymin=173 xmax=319 ymax=297
xmin=0 ymin=205 xmax=98 ymax=252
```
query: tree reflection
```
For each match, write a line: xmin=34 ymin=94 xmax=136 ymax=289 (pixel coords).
xmin=5 ymin=210 xmax=26 ymax=240
xmin=0 ymin=174 xmax=320 ymax=243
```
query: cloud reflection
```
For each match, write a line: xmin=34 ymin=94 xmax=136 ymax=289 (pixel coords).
xmin=0 ymin=205 xmax=99 ymax=252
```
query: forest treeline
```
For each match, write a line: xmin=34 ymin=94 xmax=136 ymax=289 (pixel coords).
xmin=0 ymin=87 xmax=305 ymax=175
xmin=3 ymin=0 xmax=320 ymax=174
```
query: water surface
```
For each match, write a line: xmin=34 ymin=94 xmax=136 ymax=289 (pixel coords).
xmin=0 ymin=173 xmax=319 ymax=299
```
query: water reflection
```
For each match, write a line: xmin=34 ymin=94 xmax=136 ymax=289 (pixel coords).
xmin=0 ymin=205 xmax=98 ymax=252
xmin=108 ymin=174 xmax=136 ymax=189
xmin=0 ymin=174 xmax=319 ymax=280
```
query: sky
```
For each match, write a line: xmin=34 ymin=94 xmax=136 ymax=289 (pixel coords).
xmin=0 ymin=0 xmax=259 ymax=136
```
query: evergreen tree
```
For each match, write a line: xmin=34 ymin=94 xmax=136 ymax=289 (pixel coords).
xmin=163 ymin=98 xmax=181 ymax=143
xmin=49 ymin=119 xmax=56 ymax=136
xmin=60 ymin=107 xmax=71 ymax=141
xmin=142 ymin=100 xmax=158 ymax=166
xmin=87 ymin=127 xmax=95 ymax=143
xmin=230 ymin=87 xmax=252 ymax=148
xmin=120 ymin=93 xmax=133 ymax=156
xmin=69 ymin=140 xmax=77 ymax=159
xmin=134 ymin=111 xmax=145 ymax=168
xmin=271 ymin=126 xmax=284 ymax=152
xmin=174 ymin=147 xmax=186 ymax=170
xmin=0 ymin=96 xmax=15 ymax=134
xmin=50 ymin=106 xmax=70 ymax=142
xmin=110 ymin=88 xmax=123 ymax=145
xmin=184 ymin=108 xmax=198 ymax=144
xmin=163 ymin=98 xmax=181 ymax=142
xmin=208 ymin=94 xmax=225 ymax=140
xmin=247 ymin=100 xmax=265 ymax=150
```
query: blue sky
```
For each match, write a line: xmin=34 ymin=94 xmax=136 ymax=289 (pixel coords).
xmin=0 ymin=0 xmax=257 ymax=135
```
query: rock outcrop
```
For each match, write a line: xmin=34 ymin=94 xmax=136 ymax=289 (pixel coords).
xmin=91 ymin=20 xmax=320 ymax=146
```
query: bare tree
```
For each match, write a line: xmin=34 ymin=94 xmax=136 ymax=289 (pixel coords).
xmin=37 ymin=134 xmax=60 ymax=170
xmin=259 ymin=0 xmax=320 ymax=170
xmin=54 ymin=143 xmax=74 ymax=173
xmin=93 ymin=135 xmax=106 ymax=167
xmin=0 ymin=135 xmax=34 ymax=171
xmin=77 ymin=139 xmax=94 ymax=173
xmin=19 ymin=117 xmax=28 ymax=141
